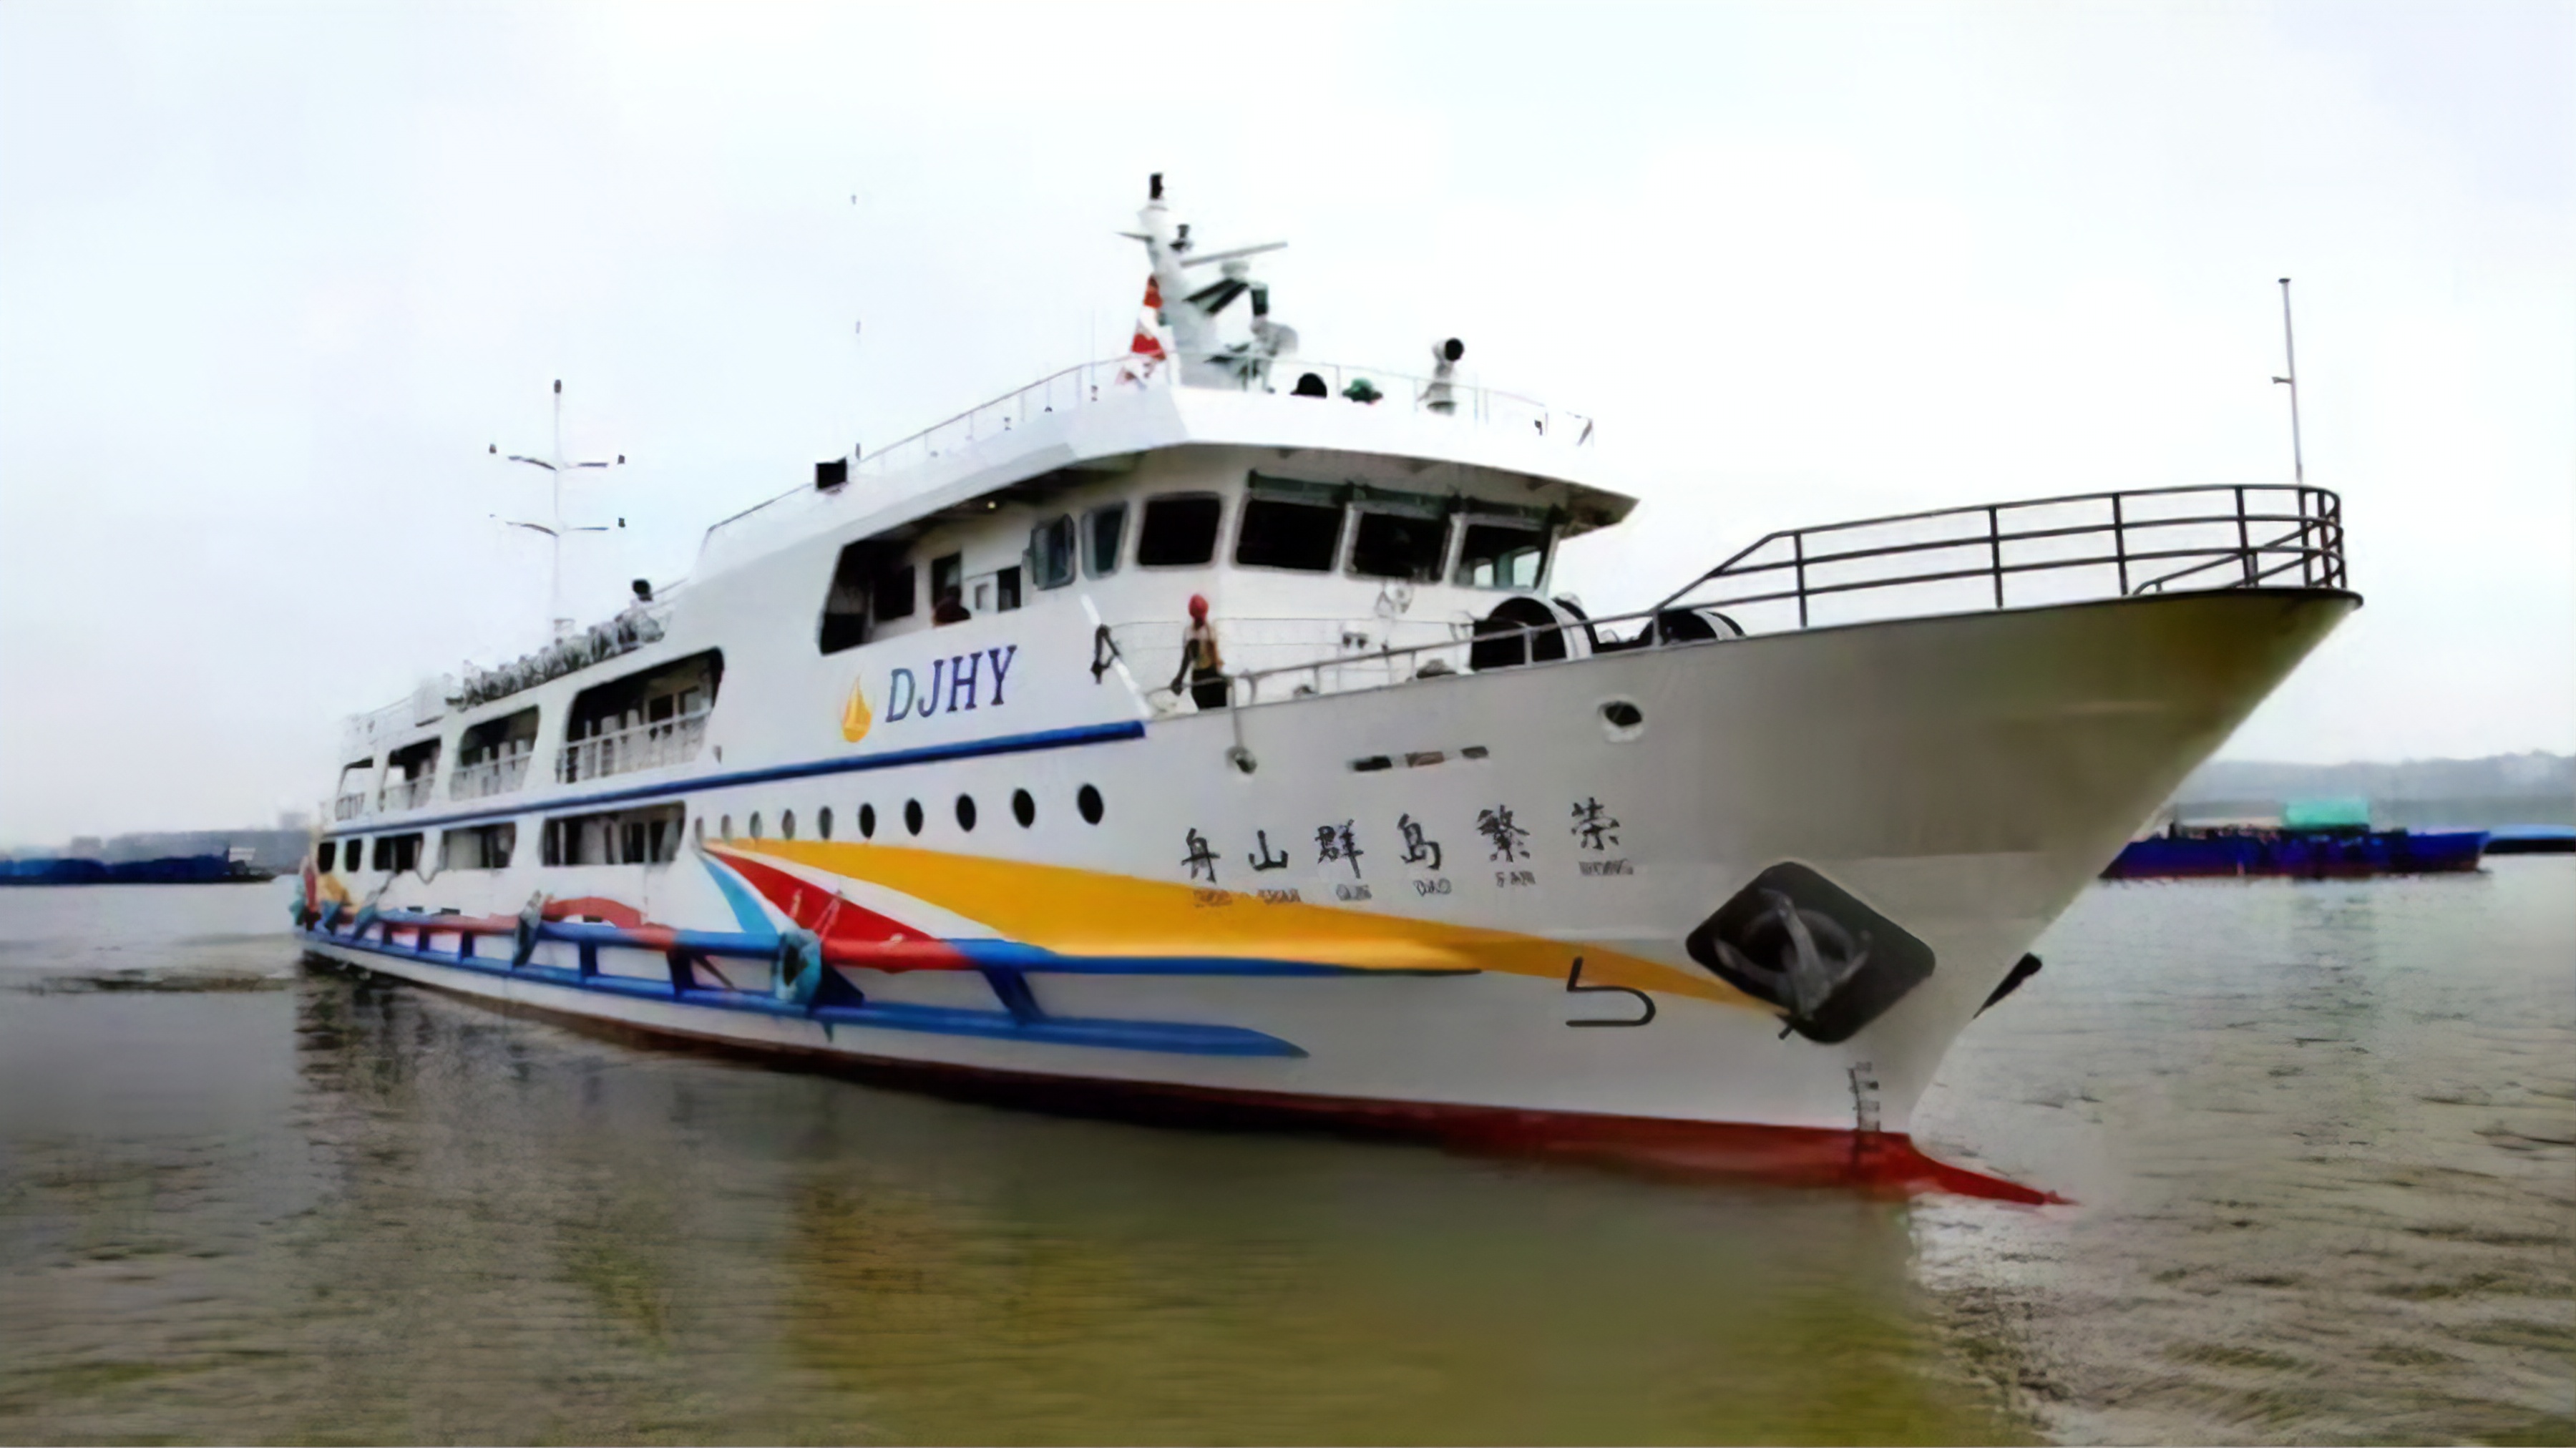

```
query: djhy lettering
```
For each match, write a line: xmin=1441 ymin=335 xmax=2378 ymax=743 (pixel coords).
xmin=882 ymin=645 xmax=1019 ymax=723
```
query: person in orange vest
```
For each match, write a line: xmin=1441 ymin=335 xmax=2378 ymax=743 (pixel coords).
xmin=1170 ymin=593 xmax=1228 ymax=709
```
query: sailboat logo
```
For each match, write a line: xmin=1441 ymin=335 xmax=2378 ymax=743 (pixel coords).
xmin=839 ymin=678 xmax=872 ymax=743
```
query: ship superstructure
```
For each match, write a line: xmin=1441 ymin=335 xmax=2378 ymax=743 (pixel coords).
xmin=296 ymin=177 xmax=2356 ymax=1196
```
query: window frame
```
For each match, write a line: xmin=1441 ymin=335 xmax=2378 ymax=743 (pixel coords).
xmin=1346 ymin=505 xmax=1450 ymax=583
xmin=1084 ymin=503 xmax=1128 ymax=577
xmin=1451 ymin=517 xmax=1555 ymax=592
xmin=1029 ymin=514 xmax=1078 ymax=590
xmin=1135 ymin=493 xmax=1226 ymax=569
xmin=1233 ymin=494 xmax=1349 ymax=574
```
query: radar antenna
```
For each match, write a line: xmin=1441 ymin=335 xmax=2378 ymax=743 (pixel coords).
xmin=491 ymin=379 xmax=626 ymax=638
xmin=1128 ymin=175 xmax=1294 ymax=388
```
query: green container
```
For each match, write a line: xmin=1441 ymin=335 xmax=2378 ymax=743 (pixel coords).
xmin=2282 ymin=796 xmax=2372 ymax=831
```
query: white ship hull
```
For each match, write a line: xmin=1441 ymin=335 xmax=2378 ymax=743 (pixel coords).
xmin=300 ymin=587 xmax=2352 ymax=1196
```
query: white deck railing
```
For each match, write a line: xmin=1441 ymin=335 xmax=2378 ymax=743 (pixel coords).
xmin=701 ymin=356 xmax=1596 ymax=555
xmin=449 ymin=753 xmax=533 ymax=801
xmin=556 ymin=710 xmax=709 ymax=786
xmin=333 ymin=792 xmax=369 ymax=821
xmin=378 ymin=776 xmax=435 ymax=812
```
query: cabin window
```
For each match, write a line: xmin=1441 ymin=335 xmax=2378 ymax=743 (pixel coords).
xmin=1085 ymin=504 xmax=1126 ymax=576
xmin=334 ymin=760 xmax=374 ymax=821
xmin=1137 ymin=494 xmax=1221 ymax=567
xmin=818 ymin=807 xmax=833 ymax=841
xmin=750 ymin=811 xmax=764 ymax=841
xmin=454 ymin=707 xmax=538 ymax=799
xmin=873 ymin=564 xmax=917 ymax=622
xmin=1030 ymin=516 xmax=1077 ymax=590
xmin=370 ymin=833 xmax=423 ymax=874
xmin=381 ymin=739 xmax=441 ymax=811
xmin=1455 ymin=520 xmax=1551 ymax=590
xmin=1236 ymin=496 xmax=1344 ymax=572
xmin=316 ymin=841 xmax=337 ymax=872
xmin=439 ymin=822 xmax=516 ymax=871
xmin=781 ymin=809 xmax=796 ymax=841
xmin=824 ymin=542 xmax=916 ymax=653
xmin=1350 ymin=509 xmax=1448 ymax=582
xmin=343 ymin=838 xmax=366 ymax=872
xmin=930 ymin=553 xmax=965 ymax=617
xmin=559 ymin=650 xmax=720 ymax=784
xmin=543 ymin=803 xmax=683 ymax=866
xmin=994 ymin=565 xmax=1023 ymax=612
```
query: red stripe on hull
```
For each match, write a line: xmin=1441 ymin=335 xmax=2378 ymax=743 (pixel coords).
xmin=308 ymin=946 xmax=2058 ymax=1205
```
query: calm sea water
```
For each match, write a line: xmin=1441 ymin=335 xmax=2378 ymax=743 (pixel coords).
xmin=1 ymin=864 xmax=2567 ymax=1444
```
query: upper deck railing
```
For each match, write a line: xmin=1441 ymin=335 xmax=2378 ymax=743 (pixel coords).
xmin=701 ymin=354 xmax=1596 ymax=554
xmin=1204 ymin=484 xmax=2346 ymax=709
xmin=556 ymin=708 xmax=710 ymax=786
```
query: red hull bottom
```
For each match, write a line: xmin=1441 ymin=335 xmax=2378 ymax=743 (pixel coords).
xmin=311 ymin=950 xmax=2061 ymax=1205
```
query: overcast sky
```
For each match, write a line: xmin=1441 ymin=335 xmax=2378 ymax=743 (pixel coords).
xmin=2 ymin=1 xmax=2569 ymax=844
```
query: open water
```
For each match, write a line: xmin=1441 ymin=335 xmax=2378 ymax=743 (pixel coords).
xmin=0 ymin=863 xmax=2567 ymax=1444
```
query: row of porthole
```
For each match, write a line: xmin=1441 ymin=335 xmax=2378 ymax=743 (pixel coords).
xmin=697 ymin=783 xmax=1106 ymax=845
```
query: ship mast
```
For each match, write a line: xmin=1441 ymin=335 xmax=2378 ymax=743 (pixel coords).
xmin=493 ymin=379 xmax=624 ymax=638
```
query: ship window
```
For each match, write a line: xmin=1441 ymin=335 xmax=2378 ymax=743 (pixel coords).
xmin=1455 ymin=520 xmax=1551 ymax=590
xmin=750 ymin=812 xmax=764 ymax=841
xmin=456 ymin=708 xmax=539 ymax=799
xmin=817 ymin=807 xmax=833 ymax=841
xmin=560 ymin=650 xmax=720 ymax=784
xmin=1138 ymin=494 xmax=1221 ymax=567
xmin=955 ymin=794 xmax=977 ymax=831
xmin=781 ymin=810 xmax=796 ymax=841
xmin=370 ymin=833 xmax=423 ymax=873
xmin=543 ymin=803 xmax=683 ymax=866
xmin=996 ymin=565 xmax=1023 ymax=612
xmin=694 ymin=817 xmax=705 ymax=845
xmin=1030 ymin=515 xmax=1077 ymax=590
xmin=821 ymin=541 xmax=909 ymax=654
xmin=859 ymin=803 xmax=877 ymax=838
xmin=333 ymin=760 xmax=374 ymax=822
xmin=439 ymin=822 xmax=516 ymax=871
xmin=721 ymin=814 xmax=733 ymax=839
xmin=316 ymin=841 xmax=337 ymax=872
xmin=344 ymin=838 xmax=367 ymax=872
xmin=1236 ymin=496 xmax=1342 ymax=572
xmin=1013 ymin=788 xmax=1035 ymax=827
xmin=904 ymin=799 xmax=924 ymax=836
xmin=930 ymin=553 xmax=965 ymax=617
xmin=1078 ymin=784 xmax=1104 ymax=824
xmin=1085 ymin=504 xmax=1126 ymax=576
xmin=874 ymin=563 xmax=917 ymax=622
xmin=1350 ymin=510 xmax=1447 ymax=582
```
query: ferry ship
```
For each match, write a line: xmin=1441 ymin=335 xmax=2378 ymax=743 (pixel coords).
xmin=296 ymin=177 xmax=2357 ymax=1198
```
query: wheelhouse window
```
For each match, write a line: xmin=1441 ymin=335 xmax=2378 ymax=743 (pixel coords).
xmin=930 ymin=553 xmax=965 ymax=618
xmin=559 ymin=650 xmax=721 ymax=785
xmin=333 ymin=760 xmax=374 ymax=821
xmin=542 ymin=803 xmax=683 ymax=866
xmin=369 ymin=833 xmax=423 ymax=874
xmin=1085 ymin=504 xmax=1126 ymax=576
xmin=1350 ymin=508 xmax=1448 ymax=582
xmin=1030 ymin=515 xmax=1077 ymax=590
xmin=380 ymin=739 xmax=441 ymax=812
xmin=1455 ymin=519 xmax=1551 ymax=590
xmin=316 ymin=841 xmax=337 ymax=873
xmin=821 ymin=541 xmax=913 ymax=654
xmin=1137 ymin=494 xmax=1222 ymax=567
xmin=439 ymin=822 xmax=516 ymax=871
xmin=1235 ymin=496 xmax=1343 ymax=572
xmin=454 ymin=707 xmax=537 ymax=800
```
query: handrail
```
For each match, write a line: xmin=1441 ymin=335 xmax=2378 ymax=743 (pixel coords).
xmin=699 ymin=353 xmax=1597 ymax=552
xmin=1211 ymin=483 xmax=2345 ymax=708
xmin=556 ymin=708 xmax=711 ymax=786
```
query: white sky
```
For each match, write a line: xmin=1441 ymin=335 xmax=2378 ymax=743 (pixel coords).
xmin=1 ymin=1 xmax=2570 ymax=844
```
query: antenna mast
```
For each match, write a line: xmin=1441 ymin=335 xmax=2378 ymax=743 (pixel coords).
xmin=2271 ymin=278 xmax=2304 ymax=486
xmin=493 ymin=379 xmax=624 ymax=638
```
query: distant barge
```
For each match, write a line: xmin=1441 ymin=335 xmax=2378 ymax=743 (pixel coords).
xmin=2103 ymin=826 xmax=2487 ymax=880
xmin=0 ymin=853 xmax=278 ymax=886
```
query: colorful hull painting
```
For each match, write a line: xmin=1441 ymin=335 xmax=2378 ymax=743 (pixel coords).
xmin=2103 ymin=828 xmax=2489 ymax=879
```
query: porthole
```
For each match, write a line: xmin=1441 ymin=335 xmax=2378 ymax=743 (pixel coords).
xmin=781 ymin=809 xmax=796 ymax=841
xmin=904 ymin=799 xmax=924 ymax=836
xmin=818 ymin=807 xmax=834 ymax=841
xmin=859 ymin=803 xmax=877 ymax=839
xmin=1077 ymin=784 xmax=1104 ymax=824
xmin=693 ymin=817 xmax=705 ymax=845
xmin=955 ymin=794 xmax=977 ymax=831
xmin=1600 ymin=698 xmax=1646 ymax=742
xmin=750 ymin=812 xmax=765 ymax=840
xmin=1012 ymin=788 xmax=1036 ymax=828
xmin=721 ymin=814 xmax=733 ymax=839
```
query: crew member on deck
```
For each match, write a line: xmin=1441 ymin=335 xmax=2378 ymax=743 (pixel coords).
xmin=1171 ymin=594 xmax=1228 ymax=710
